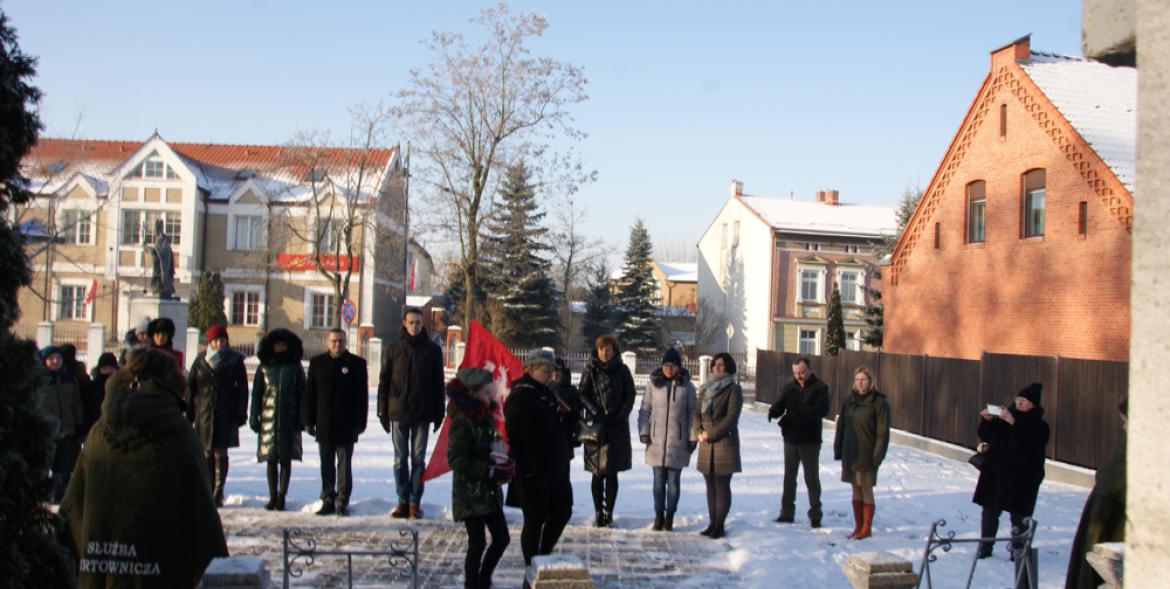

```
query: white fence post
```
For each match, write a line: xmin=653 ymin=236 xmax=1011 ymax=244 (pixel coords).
xmin=455 ymin=342 xmax=466 ymax=368
xmin=621 ymin=351 xmax=637 ymax=376
xmin=185 ymin=327 xmax=200 ymax=372
xmin=367 ymin=337 xmax=383 ymax=391
xmin=87 ymin=322 xmax=105 ymax=366
xmin=699 ymin=355 xmax=712 ymax=383
xmin=36 ymin=321 xmax=53 ymax=349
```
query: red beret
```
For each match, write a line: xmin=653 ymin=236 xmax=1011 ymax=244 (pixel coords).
xmin=206 ymin=325 xmax=228 ymax=342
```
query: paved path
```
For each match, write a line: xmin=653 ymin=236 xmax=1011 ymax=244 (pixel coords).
xmin=221 ymin=509 xmax=740 ymax=588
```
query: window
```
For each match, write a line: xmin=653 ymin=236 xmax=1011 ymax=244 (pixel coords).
xmin=60 ymin=209 xmax=92 ymax=245
xmin=1022 ymin=169 xmax=1046 ymax=238
xmin=799 ymin=269 xmax=821 ymax=302
xmin=844 ymin=244 xmax=859 ymax=254
xmin=231 ymin=291 xmax=261 ymax=326
xmin=1078 ymin=201 xmax=1088 ymax=236
xmin=121 ymin=210 xmax=143 ymax=245
xmin=59 ymin=285 xmax=87 ymax=320
xmin=309 ymin=292 xmax=336 ymax=329
xmin=732 ymin=221 xmax=740 ymax=247
xmin=966 ymin=181 xmax=986 ymax=243
xmin=845 ymin=331 xmax=859 ymax=352
xmin=316 ymin=219 xmax=343 ymax=253
xmin=232 ymin=215 xmax=264 ymax=250
xmin=798 ymin=329 xmax=818 ymax=355
xmin=122 ymin=210 xmax=182 ymax=245
xmin=999 ymin=104 xmax=1007 ymax=138
xmin=804 ymin=242 xmax=821 ymax=251
xmin=126 ymin=152 xmax=179 ymax=180
xmin=839 ymin=271 xmax=860 ymax=305
xmin=934 ymin=223 xmax=940 ymax=249
xmin=720 ymin=223 xmax=727 ymax=249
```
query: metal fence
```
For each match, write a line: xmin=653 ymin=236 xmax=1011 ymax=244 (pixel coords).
xmin=755 ymin=349 xmax=1127 ymax=470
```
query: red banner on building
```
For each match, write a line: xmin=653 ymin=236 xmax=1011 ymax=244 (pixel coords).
xmin=276 ymin=253 xmax=360 ymax=272
xmin=421 ymin=320 xmax=521 ymax=482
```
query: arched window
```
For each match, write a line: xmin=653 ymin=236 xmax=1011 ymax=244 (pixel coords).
xmin=966 ymin=180 xmax=986 ymax=243
xmin=1022 ymin=169 xmax=1046 ymax=238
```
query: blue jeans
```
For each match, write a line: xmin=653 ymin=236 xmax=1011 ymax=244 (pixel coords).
xmin=390 ymin=422 xmax=430 ymax=506
xmin=652 ymin=467 xmax=681 ymax=514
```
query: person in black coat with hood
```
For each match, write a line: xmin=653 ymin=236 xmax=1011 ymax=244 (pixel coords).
xmin=81 ymin=352 xmax=119 ymax=441
xmin=377 ymin=307 xmax=445 ymax=518
xmin=187 ymin=324 xmax=249 ymax=507
xmin=305 ymin=328 xmax=368 ymax=516
xmin=578 ymin=334 xmax=636 ymax=527
xmin=973 ymin=382 xmax=1050 ymax=559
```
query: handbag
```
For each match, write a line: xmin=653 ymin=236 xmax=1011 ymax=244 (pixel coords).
xmin=968 ymin=442 xmax=989 ymax=471
xmin=577 ymin=418 xmax=607 ymax=445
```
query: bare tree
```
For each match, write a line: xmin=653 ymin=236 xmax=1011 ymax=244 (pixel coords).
xmin=694 ymin=296 xmax=728 ymax=355
xmin=550 ymin=194 xmax=603 ymax=351
xmin=653 ymin=239 xmax=698 ymax=263
xmin=392 ymin=2 xmax=591 ymax=325
xmin=277 ymin=105 xmax=395 ymax=328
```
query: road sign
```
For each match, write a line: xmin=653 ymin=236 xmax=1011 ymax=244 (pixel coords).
xmin=341 ymin=299 xmax=357 ymax=324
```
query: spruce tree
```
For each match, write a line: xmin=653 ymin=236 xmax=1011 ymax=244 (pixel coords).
xmin=826 ymin=284 xmax=845 ymax=355
xmin=188 ymin=270 xmax=228 ymax=333
xmin=0 ymin=11 xmax=77 ymax=586
xmin=864 ymin=184 xmax=920 ymax=349
xmin=580 ymin=262 xmax=613 ymax=349
xmin=480 ymin=162 xmax=561 ymax=348
xmin=616 ymin=219 xmax=661 ymax=355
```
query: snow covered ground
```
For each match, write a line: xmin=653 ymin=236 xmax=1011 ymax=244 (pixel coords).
xmin=219 ymin=391 xmax=1090 ymax=588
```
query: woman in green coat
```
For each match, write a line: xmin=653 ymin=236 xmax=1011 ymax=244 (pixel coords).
xmin=249 ymin=328 xmax=304 ymax=511
xmin=833 ymin=366 xmax=890 ymax=540
xmin=447 ymin=367 xmax=513 ymax=589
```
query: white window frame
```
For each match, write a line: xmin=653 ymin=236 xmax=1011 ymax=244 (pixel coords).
xmin=836 ymin=269 xmax=863 ymax=305
xmin=798 ymin=328 xmax=820 ymax=355
xmin=796 ymin=265 xmax=826 ymax=303
xmin=224 ymin=284 xmax=265 ymax=327
xmin=229 ymin=214 xmax=265 ymax=251
xmin=303 ymin=286 xmax=337 ymax=330
xmin=845 ymin=330 xmax=861 ymax=352
xmin=54 ymin=279 xmax=93 ymax=321
xmin=121 ymin=209 xmax=182 ymax=246
xmin=58 ymin=208 xmax=95 ymax=246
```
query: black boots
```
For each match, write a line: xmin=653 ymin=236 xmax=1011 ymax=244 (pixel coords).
xmin=653 ymin=511 xmax=665 ymax=531
xmin=664 ymin=511 xmax=674 ymax=531
xmin=594 ymin=511 xmax=610 ymax=527
xmin=213 ymin=455 xmax=229 ymax=507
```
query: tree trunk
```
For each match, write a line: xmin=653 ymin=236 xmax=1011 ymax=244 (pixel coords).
xmin=464 ymin=219 xmax=479 ymax=325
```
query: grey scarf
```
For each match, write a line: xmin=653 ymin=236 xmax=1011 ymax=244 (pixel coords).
xmin=699 ymin=373 xmax=735 ymax=414
xmin=206 ymin=348 xmax=223 ymax=370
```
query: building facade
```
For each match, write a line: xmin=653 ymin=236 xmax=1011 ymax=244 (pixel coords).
xmin=883 ymin=36 xmax=1135 ymax=362
xmin=16 ymin=134 xmax=411 ymax=353
xmin=696 ymin=181 xmax=895 ymax=359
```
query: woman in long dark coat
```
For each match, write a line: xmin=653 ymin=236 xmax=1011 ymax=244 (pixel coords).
xmin=578 ymin=334 xmax=636 ymax=527
xmin=447 ymin=367 xmax=513 ymax=589
xmin=249 ymin=328 xmax=305 ymax=511
xmin=973 ymin=382 xmax=1050 ymax=558
xmin=833 ymin=366 xmax=890 ymax=540
xmin=691 ymin=353 xmax=742 ymax=539
xmin=187 ymin=324 xmax=249 ymax=507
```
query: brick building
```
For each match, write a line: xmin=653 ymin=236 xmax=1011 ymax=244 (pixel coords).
xmin=884 ymin=36 xmax=1135 ymax=362
xmin=696 ymin=181 xmax=895 ymax=359
xmin=15 ymin=134 xmax=412 ymax=354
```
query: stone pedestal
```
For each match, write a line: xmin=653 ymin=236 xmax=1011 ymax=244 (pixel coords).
xmin=198 ymin=557 xmax=269 ymax=588
xmin=1087 ymin=542 xmax=1124 ymax=589
xmin=128 ymin=295 xmax=189 ymax=357
xmin=842 ymin=552 xmax=919 ymax=589
xmin=525 ymin=555 xmax=594 ymax=589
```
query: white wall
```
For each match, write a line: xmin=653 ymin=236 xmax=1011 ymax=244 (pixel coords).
xmin=696 ymin=198 xmax=773 ymax=361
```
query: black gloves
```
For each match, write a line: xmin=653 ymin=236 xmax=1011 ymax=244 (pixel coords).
xmin=767 ymin=404 xmax=782 ymax=422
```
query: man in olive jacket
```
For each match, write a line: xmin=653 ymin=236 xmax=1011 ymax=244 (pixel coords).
xmin=306 ymin=328 xmax=369 ymax=516
xmin=767 ymin=357 xmax=830 ymax=527
xmin=377 ymin=308 xmax=445 ymax=518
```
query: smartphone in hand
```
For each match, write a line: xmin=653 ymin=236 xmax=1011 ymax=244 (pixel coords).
xmin=986 ymin=404 xmax=1003 ymax=417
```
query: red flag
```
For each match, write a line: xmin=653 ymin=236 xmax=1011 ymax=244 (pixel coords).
xmin=84 ymin=279 xmax=98 ymax=306
xmin=421 ymin=320 xmax=522 ymax=482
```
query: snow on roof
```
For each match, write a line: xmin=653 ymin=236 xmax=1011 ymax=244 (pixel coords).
xmin=656 ymin=261 xmax=697 ymax=282
xmin=739 ymin=196 xmax=897 ymax=237
xmin=1021 ymin=52 xmax=1136 ymax=193
xmin=405 ymin=295 xmax=432 ymax=308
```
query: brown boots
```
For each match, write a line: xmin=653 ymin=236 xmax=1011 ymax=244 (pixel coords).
xmin=849 ymin=501 xmax=875 ymax=540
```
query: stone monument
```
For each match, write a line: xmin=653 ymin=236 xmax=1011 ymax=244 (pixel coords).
xmin=128 ymin=218 xmax=188 ymax=361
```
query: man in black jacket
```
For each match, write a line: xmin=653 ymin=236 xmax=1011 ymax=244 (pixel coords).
xmin=767 ymin=356 xmax=830 ymax=527
xmin=306 ymin=328 xmax=369 ymax=516
xmin=377 ymin=308 xmax=445 ymax=519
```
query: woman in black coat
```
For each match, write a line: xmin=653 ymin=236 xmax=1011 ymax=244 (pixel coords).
xmin=972 ymin=382 xmax=1050 ymax=559
xmin=578 ymin=334 xmax=636 ymax=528
xmin=250 ymin=328 xmax=305 ymax=511
xmin=187 ymin=325 xmax=249 ymax=507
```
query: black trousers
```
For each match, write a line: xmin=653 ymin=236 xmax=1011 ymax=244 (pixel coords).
xmin=463 ymin=510 xmax=510 ymax=588
xmin=51 ymin=434 xmax=80 ymax=503
xmin=590 ymin=472 xmax=619 ymax=513
xmin=519 ymin=469 xmax=573 ymax=565
xmin=703 ymin=473 xmax=733 ymax=530
xmin=319 ymin=441 xmax=355 ymax=507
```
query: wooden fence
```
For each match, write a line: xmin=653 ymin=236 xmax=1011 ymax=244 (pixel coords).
xmin=755 ymin=349 xmax=1127 ymax=470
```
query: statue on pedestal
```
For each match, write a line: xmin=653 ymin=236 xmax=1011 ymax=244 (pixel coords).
xmin=148 ymin=218 xmax=176 ymax=299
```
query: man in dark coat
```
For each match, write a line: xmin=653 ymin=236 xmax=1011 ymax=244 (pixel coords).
xmin=187 ymin=324 xmax=249 ymax=507
xmin=377 ymin=307 xmax=445 ymax=518
xmin=973 ymin=382 xmax=1050 ymax=560
xmin=39 ymin=345 xmax=83 ymax=503
xmin=306 ymin=328 xmax=369 ymax=516
xmin=767 ymin=356 xmax=830 ymax=527
xmin=81 ymin=352 xmax=119 ymax=441
xmin=505 ymin=349 xmax=574 ymax=566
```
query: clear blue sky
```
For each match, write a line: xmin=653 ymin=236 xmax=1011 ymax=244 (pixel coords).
xmin=6 ymin=0 xmax=1081 ymax=262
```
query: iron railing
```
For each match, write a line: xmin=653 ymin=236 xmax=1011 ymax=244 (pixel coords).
xmin=282 ymin=527 xmax=419 ymax=589
xmin=917 ymin=517 xmax=1038 ymax=589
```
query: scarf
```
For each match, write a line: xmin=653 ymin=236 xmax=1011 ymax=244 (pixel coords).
xmin=206 ymin=348 xmax=222 ymax=370
xmin=699 ymin=373 xmax=735 ymax=414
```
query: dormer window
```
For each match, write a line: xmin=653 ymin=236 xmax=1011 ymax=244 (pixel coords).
xmin=125 ymin=151 xmax=180 ymax=180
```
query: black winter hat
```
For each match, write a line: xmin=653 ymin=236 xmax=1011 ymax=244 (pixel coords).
xmin=148 ymin=317 xmax=176 ymax=339
xmin=1017 ymin=382 xmax=1043 ymax=406
xmin=97 ymin=352 xmax=119 ymax=369
xmin=661 ymin=347 xmax=682 ymax=366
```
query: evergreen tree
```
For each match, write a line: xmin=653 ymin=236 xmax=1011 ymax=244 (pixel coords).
xmin=615 ymin=219 xmax=661 ymax=355
xmin=0 ymin=11 xmax=77 ymax=586
xmin=480 ymin=162 xmax=561 ymax=348
xmin=863 ymin=184 xmax=921 ymax=349
xmin=825 ymin=285 xmax=845 ymax=355
xmin=580 ymin=262 xmax=613 ymax=349
xmin=188 ymin=271 xmax=228 ymax=333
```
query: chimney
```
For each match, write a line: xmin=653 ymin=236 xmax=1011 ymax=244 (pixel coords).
xmin=816 ymin=190 xmax=825 ymax=203
xmin=826 ymin=189 xmax=839 ymax=206
xmin=730 ymin=180 xmax=743 ymax=198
